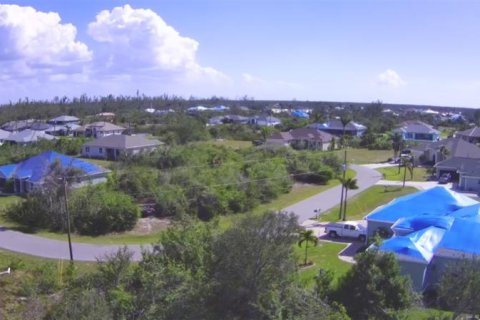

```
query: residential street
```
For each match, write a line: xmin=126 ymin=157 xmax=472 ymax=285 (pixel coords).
xmin=0 ymin=164 xmax=382 ymax=261
xmin=285 ymin=164 xmax=383 ymax=223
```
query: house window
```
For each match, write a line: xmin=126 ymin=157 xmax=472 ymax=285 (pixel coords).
xmin=85 ymin=147 xmax=90 ymax=152
xmin=99 ymin=147 xmax=103 ymax=153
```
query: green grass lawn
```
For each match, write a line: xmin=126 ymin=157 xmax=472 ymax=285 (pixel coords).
xmin=295 ymin=242 xmax=351 ymax=288
xmin=327 ymin=148 xmax=393 ymax=164
xmin=320 ymin=185 xmax=418 ymax=222
xmin=81 ymin=158 xmax=114 ymax=169
xmin=376 ymin=166 xmax=429 ymax=182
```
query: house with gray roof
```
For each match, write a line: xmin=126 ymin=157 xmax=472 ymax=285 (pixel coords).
xmin=47 ymin=115 xmax=80 ymax=126
xmin=82 ymin=135 xmax=163 ymax=160
xmin=4 ymin=129 xmax=56 ymax=145
xmin=267 ymin=127 xmax=335 ymax=151
xmin=0 ymin=129 xmax=11 ymax=144
xmin=416 ymin=138 xmax=480 ymax=165
xmin=308 ymin=120 xmax=367 ymax=137
xmin=1 ymin=119 xmax=36 ymax=132
xmin=394 ymin=121 xmax=440 ymax=142
xmin=248 ymin=115 xmax=282 ymax=127
xmin=75 ymin=122 xmax=125 ymax=138
xmin=455 ymin=127 xmax=480 ymax=144
xmin=434 ymin=157 xmax=480 ymax=192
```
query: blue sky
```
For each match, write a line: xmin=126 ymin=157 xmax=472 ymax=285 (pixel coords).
xmin=1 ymin=0 xmax=480 ymax=107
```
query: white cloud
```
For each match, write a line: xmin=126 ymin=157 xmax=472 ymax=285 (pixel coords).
xmin=0 ymin=4 xmax=91 ymax=78
xmin=377 ymin=69 xmax=406 ymax=88
xmin=242 ymin=73 xmax=266 ymax=85
xmin=88 ymin=5 xmax=225 ymax=81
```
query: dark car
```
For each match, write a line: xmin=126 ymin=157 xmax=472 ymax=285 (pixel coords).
xmin=438 ymin=173 xmax=452 ymax=184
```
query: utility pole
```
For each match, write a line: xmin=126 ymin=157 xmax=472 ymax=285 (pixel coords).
xmin=63 ymin=177 xmax=74 ymax=262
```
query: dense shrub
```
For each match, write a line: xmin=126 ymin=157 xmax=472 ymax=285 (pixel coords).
xmin=70 ymin=186 xmax=140 ymax=235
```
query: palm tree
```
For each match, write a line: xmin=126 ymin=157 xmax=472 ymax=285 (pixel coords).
xmin=391 ymin=132 xmax=403 ymax=159
xmin=401 ymin=156 xmax=415 ymax=187
xmin=340 ymin=177 xmax=359 ymax=221
xmin=298 ymin=229 xmax=318 ymax=266
xmin=338 ymin=114 xmax=351 ymax=219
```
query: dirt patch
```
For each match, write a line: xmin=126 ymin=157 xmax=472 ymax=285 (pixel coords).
xmin=127 ymin=216 xmax=172 ymax=235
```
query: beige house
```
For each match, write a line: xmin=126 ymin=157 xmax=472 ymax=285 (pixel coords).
xmin=267 ymin=127 xmax=335 ymax=151
xmin=82 ymin=135 xmax=163 ymax=160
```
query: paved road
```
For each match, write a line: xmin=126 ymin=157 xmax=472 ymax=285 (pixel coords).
xmin=285 ymin=164 xmax=383 ymax=223
xmin=0 ymin=164 xmax=381 ymax=262
xmin=0 ymin=227 xmax=145 ymax=261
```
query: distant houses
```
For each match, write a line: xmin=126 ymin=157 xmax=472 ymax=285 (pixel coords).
xmin=267 ymin=128 xmax=335 ymax=151
xmin=394 ymin=121 xmax=440 ymax=142
xmin=75 ymin=122 xmax=125 ymax=138
xmin=308 ymin=120 xmax=367 ymax=137
xmin=455 ymin=126 xmax=480 ymax=144
xmin=0 ymin=151 xmax=109 ymax=194
xmin=82 ymin=135 xmax=163 ymax=160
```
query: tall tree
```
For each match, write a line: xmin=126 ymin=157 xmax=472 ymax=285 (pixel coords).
xmin=334 ymin=249 xmax=414 ymax=319
xmin=437 ymin=257 xmax=480 ymax=319
xmin=298 ymin=229 xmax=318 ymax=266
xmin=340 ymin=177 xmax=359 ymax=221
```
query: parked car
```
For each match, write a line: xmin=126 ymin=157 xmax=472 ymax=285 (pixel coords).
xmin=438 ymin=173 xmax=452 ymax=184
xmin=324 ymin=221 xmax=367 ymax=242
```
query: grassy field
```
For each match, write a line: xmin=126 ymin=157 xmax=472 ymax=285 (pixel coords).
xmin=295 ymin=242 xmax=351 ymax=288
xmin=320 ymin=185 xmax=418 ymax=222
xmin=376 ymin=166 xmax=429 ymax=182
xmin=327 ymin=148 xmax=393 ymax=164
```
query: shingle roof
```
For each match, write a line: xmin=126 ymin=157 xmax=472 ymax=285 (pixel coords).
xmin=309 ymin=120 xmax=366 ymax=132
xmin=394 ymin=121 xmax=440 ymax=134
xmin=48 ymin=115 xmax=80 ymax=123
xmin=86 ymin=122 xmax=125 ymax=131
xmin=0 ymin=151 xmax=108 ymax=183
xmin=436 ymin=157 xmax=480 ymax=176
xmin=5 ymin=129 xmax=55 ymax=143
xmin=456 ymin=127 xmax=480 ymax=139
xmin=0 ymin=129 xmax=11 ymax=140
xmin=1 ymin=119 xmax=36 ymax=132
xmin=289 ymin=127 xmax=334 ymax=141
xmin=83 ymin=135 xmax=163 ymax=149
xmin=426 ymin=138 xmax=480 ymax=158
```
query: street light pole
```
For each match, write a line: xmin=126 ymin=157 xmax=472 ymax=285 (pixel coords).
xmin=63 ymin=177 xmax=74 ymax=262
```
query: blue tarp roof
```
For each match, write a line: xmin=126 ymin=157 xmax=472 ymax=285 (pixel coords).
xmin=437 ymin=219 xmax=480 ymax=255
xmin=291 ymin=111 xmax=309 ymax=118
xmin=380 ymin=226 xmax=446 ymax=263
xmin=367 ymin=187 xmax=478 ymax=223
xmin=391 ymin=215 xmax=455 ymax=235
xmin=0 ymin=164 xmax=17 ymax=179
xmin=2 ymin=151 xmax=107 ymax=184
xmin=446 ymin=203 xmax=480 ymax=222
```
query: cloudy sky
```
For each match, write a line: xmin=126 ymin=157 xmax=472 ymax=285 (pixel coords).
xmin=1 ymin=0 xmax=480 ymax=107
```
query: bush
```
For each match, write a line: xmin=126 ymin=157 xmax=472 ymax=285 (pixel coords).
xmin=71 ymin=187 xmax=140 ymax=235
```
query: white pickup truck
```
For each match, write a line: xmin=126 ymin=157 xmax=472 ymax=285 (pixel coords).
xmin=324 ymin=221 xmax=367 ymax=242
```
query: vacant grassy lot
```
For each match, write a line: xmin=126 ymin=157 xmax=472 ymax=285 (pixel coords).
xmin=320 ymin=185 xmax=418 ymax=222
xmin=327 ymin=148 xmax=393 ymax=164
xmin=376 ymin=166 xmax=429 ymax=182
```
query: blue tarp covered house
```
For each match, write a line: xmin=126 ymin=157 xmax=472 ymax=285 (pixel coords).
xmin=366 ymin=186 xmax=477 ymax=237
xmin=0 ymin=151 xmax=109 ymax=193
xmin=368 ymin=186 xmax=480 ymax=290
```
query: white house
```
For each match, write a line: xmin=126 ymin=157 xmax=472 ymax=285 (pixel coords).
xmin=82 ymin=135 xmax=163 ymax=160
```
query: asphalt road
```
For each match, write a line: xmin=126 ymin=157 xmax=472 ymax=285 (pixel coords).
xmin=0 ymin=164 xmax=381 ymax=262
xmin=0 ymin=226 xmax=144 ymax=261
xmin=284 ymin=164 xmax=383 ymax=223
